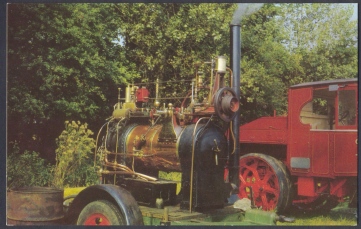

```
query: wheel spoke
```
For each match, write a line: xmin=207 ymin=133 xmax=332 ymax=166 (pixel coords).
xmin=239 ymin=173 xmax=247 ymax=184
xmin=260 ymin=193 xmax=269 ymax=209
xmin=241 ymin=163 xmax=261 ymax=181
xmin=261 ymin=168 xmax=273 ymax=183
xmin=262 ymin=185 xmax=278 ymax=196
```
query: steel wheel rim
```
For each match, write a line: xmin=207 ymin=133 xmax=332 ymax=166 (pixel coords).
xmin=239 ymin=156 xmax=280 ymax=211
xmin=83 ymin=213 xmax=111 ymax=225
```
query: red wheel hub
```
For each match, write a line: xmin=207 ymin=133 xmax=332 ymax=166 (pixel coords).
xmin=83 ymin=213 xmax=112 ymax=225
xmin=238 ymin=157 xmax=280 ymax=211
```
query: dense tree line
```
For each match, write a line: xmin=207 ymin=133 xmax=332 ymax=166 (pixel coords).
xmin=7 ymin=3 xmax=357 ymax=163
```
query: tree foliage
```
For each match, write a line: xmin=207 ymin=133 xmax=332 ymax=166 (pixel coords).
xmin=239 ymin=4 xmax=291 ymax=121
xmin=238 ymin=3 xmax=357 ymax=122
xmin=115 ymin=3 xmax=235 ymax=101
xmin=281 ymin=3 xmax=357 ymax=82
xmin=8 ymin=3 xmax=136 ymax=160
xmin=7 ymin=3 xmax=357 ymax=165
xmin=8 ymin=4 xmax=133 ymax=122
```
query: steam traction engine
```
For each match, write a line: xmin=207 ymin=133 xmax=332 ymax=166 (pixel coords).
xmin=65 ymin=51 xmax=250 ymax=225
xmin=97 ymin=55 xmax=239 ymax=211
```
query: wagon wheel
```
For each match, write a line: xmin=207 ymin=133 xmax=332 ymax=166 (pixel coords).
xmin=238 ymin=153 xmax=292 ymax=214
xmin=77 ymin=200 xmax=125 ymax=225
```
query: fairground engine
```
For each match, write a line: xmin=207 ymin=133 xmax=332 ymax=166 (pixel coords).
xmin=95 ymin=55 xmax=240 ymax=211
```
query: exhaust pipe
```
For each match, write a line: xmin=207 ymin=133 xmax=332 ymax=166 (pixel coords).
xmin=230 ymin=23 xmax=241 ymax=187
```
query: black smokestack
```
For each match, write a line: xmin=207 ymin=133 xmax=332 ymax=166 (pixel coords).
xmin=230 ymin=4 xmax=263 ymax=187
xmin=230 ymin=24 xmax=241 ymax=187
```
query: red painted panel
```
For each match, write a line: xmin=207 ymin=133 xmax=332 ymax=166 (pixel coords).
xmin=333 ymin=131 xmax=357 ymax=175
xmin=297 ymin=177 xmax=316 ymax=197
xmin=240 ymin=117 xmax=288 ymax=130
xmin=310 ymin=131 xmax=330 ymax=175
xmin=239 ymin=129 xmax=287 ymax=144
xmin=239 ymin=117 xmax=288 ymax=145
xmin=288 ymin=88 xmax=313 ymax=172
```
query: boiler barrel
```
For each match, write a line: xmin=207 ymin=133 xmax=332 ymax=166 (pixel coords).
xmin=7 ymin=187 xmax=64 ymax=225
xmin=105 ymin=120 xmax=228 ymax=175
xmin=115 ymin=124 xmax=182 ymax=172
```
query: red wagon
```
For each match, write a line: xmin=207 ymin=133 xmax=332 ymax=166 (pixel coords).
xmin=238 ymin=78 xmax=358 ymax=213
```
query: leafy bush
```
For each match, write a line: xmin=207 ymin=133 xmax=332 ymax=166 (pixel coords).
xmin=7 ymin=143 xmax=53 ymax=189
xmin=63 ymin=155 xmax=100 ymax=187
xmin=52 ymin=121 xmax=98 ymax=188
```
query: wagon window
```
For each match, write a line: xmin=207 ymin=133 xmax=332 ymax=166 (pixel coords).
xmin=338 ymin=90 xmax=356 ymax=126
xmin=300 ymin=88 xmax=336 ymax=130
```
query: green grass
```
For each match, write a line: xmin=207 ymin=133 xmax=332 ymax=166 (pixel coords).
xmin=279 ymin=215 xmax=356 ymax=226
xmin=277 ymin=204 xmax=357 ymax=226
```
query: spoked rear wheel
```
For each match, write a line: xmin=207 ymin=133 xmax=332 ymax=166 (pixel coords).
xmin=77 ymin=200 xmax=125 ymax=225
xmin=239 ymin=153 xmax=292 ymax=213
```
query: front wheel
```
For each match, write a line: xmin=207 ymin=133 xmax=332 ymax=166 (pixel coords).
xmin=238 ymin=153 xmax=292 ymax=214
xmin=77 ymin=200 xmax=125 ymax=225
